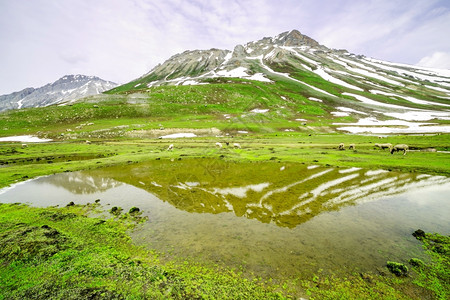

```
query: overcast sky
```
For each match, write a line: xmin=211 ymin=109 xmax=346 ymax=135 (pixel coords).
xmin=1 ymin=0 xmax=450 ymax=95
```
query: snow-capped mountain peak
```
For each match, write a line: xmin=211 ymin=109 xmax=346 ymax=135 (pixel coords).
xmin=0 ymin=75 xmax=118 ymax=111
xmin=108 ymin=29 xmax=450 ymax=134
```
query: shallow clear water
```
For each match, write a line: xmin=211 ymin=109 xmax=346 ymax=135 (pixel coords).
xmin=1 ymin=159 xmax=449 ymax=280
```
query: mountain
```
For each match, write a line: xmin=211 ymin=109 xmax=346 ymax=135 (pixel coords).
xmin=0 ymin=75 xmax=117 ymax=112
xmin=111 ymin=29 xmax=450 ymax=91
xmin=107 ymin=29 xmax=450 ymax=134
xmin=111 ymin=30 xmax=328 ymax=90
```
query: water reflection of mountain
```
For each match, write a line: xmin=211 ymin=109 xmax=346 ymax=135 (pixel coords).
xmin=40 ymin=172 xmax=123 ymax=194
xmin=89 ymin=159 xmax=450 ymax=228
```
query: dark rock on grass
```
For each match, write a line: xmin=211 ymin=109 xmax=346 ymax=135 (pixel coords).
xmin=386 ymin=261 xmax=408 ymax=276
xmin=110 ymin=206 xmax=126 ymax=217
xmin=413 ymin=229 xmax=426 ymax=239
xmin=66 ymin=201 xmax=75 ymax=207
xmin=129 ymin=207 xmax=140 ymax=214
xmin=110 ymin=206 xmax=123 ymax=216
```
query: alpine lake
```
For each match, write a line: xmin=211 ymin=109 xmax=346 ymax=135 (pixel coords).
xmin=1 ymin=158 xmax=449 ymax=282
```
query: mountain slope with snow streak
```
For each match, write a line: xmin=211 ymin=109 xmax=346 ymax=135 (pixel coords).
xmin=108 ymin=30 xmax=450 ymax=134
xmin=0 ymin=75 xmax=117 ymax=112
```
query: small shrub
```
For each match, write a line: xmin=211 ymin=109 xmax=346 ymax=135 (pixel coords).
xmin=386 ymin=261 xmax=408 ymax=276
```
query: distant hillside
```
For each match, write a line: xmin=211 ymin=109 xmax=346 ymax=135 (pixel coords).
xmin=0 ymin=75 xmax=117 ymax=112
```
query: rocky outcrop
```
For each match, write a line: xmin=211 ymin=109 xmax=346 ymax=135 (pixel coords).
xmin=142 ymin=48 xmax=231 ymax=86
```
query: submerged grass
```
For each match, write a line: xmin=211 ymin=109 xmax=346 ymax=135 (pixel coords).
xmin=0 ymin=203 xmax=285 ymax=299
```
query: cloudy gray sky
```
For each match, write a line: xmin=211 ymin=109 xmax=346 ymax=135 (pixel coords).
xmin=1 ymin=0 xmax=450 ymax=95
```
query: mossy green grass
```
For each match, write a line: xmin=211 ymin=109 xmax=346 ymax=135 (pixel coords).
xmin=0 ymin=203 xmax=286 ymax=299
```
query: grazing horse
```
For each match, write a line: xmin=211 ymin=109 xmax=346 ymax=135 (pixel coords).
xmin=390 ymin=144 xmax=408 ymax=155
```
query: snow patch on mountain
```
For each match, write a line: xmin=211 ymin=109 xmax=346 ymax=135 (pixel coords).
xmin=342 ymin=92 xmax=416 ymax=110
xmin=313 ymin=67 xmax=364 ymax=91
xmin=213 ymin=67 xmax=272 ymax=82
xmin=251 ymin=55 xmax=335 ymax=97
xmin=369 ymin=90 xmax=450 ymax=107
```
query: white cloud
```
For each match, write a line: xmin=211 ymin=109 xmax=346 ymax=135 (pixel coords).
xmin=1 ymin=0 xmax=450 ymax=95
xmin=314 ymin=1 xmax=447 ymax=59
xmin=417 ymin=52 xmax=450 ymax=69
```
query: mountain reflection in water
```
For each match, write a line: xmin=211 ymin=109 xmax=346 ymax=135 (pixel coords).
xmin=1 ymin=159 xmax=449 ymax=280
xmin=39 ymin=172 xmax=123 ymax=194
xmin=70 ymin=159 xmax=450 ymax=228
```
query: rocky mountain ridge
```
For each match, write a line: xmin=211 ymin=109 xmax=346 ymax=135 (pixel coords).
xmin=128 ymin=30 xmax=327 ymax=88
xmin=115 ymin=29 xmax=450 ymax=93
xmin=0 ymin=75 xmax=117 ymax=112
xmin=108 ymin=29 xmax=450 ymax=134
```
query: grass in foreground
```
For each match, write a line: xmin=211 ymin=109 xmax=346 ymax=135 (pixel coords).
xmin=0 ymin=202 xmax=448 ymax=299
xmin=0 ymin=203 xmax=284 ymax=299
